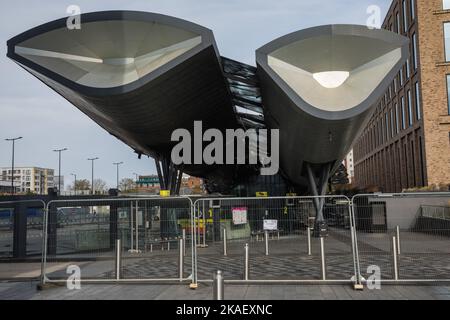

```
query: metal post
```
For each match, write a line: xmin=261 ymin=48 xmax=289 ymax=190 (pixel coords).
xmin=6 ymin=137 xmax=22 ymax=195
xmin=113 ymin=162 xmax=123 ymax=190
xmin=265 ymin=230 xmax=269 ymax=256
xmin=179 ymin=238 xmax=184 ymax=281
xmin=213 ymin=270 xmax=224 ymax=300
xmin=115 ymin=239 xmax=121 ymax=280
xmin=11 ymin=140 xmax=15 ymax=194
xmin=202 ymin=201 xmax=206 ymax=248
xmin=223 ymin=228 xmax=227 ymax=256
xmin=130 ymin=202 xmax=134 ymax=251
xmin=182 ymin=229 xmax=186 ymax=257
xmin=135 ymin=201 xmax=139 ymax=252
xmin=307 ymin=227 xmax=312 ymax=256
xmin=392 ymin=236 xmax=399 ymax=281
xmin=396 ymin=226 xmax=401 ymax=255
xmin=320 ymin=237 xmax=326 ymax=280
xmin=244 ymin=243 xmax=249 ymax=281
xmin=88 ymin=157 xmax=99 ymax=195
xmin=58 ymin=151 xmax=61 ymax=194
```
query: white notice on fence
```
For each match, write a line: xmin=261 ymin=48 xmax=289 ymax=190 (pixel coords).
xmin=263 ymin=219 xmax=278 ymax=231
xmin=232 ymin=207 xmax=247 ymax=225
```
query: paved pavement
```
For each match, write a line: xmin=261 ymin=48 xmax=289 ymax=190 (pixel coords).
xmin=0 ymin=281 xmax=450 ymax=300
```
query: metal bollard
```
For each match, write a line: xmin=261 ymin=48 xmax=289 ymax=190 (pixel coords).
xmin=135 ymin=201 xmax=139 ymax=252
xmin=130 ymin=203 xmax=134 ymax=251
xmin=244 ymin=243 xmax=249 ymax=281
xmin=179 ymin=238 xmax=184 ymax=281
xmin=168 ymin=240 xmax=170 ymax=251
xmin=396 ymin=226 xmax=401 ymax=255
xmin=392 ymin=236 xmax=399 ymax=280
xmin=223 ymin=228 xmax=228 ymax=256
xmin=320 ymin=237 xmax=326 ymax=280
xmin=182 ymin=229 xmax=186 ymax=257
xmin=265 ymin=230 xmax=269 ymax=256
xmin=115 ymin=239 xmax=121 ymax=280
xmin=307 ymin=227 xmax=312 ymax=256
xmin=213 ymin=270 xmax=224 ymax=300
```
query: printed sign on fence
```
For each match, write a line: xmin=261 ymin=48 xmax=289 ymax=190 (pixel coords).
xmin=263 ymin=219 xmax=278 ymax=231
xmin=232 ymin=207 xmax=247 ymax=225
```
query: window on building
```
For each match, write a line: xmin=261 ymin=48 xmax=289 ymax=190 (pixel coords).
xmin=401 ymin=96 xmax=406 ymax=129
xmin=390 ymin=108 xmax=394 ymax=138
xmin=408 ymin=90 xmax=413 ymax=126
xmin=406 ymin=59 xmax=410 ymax=79
xmin=403 ymin=0 xmax=408 ymax=33
xmin=396 ymin=13 xmax=401 ymax=33
xmin=444 ymin=0 xmax=450 ymax=10
xmin=447 ymin=75 xmax=450 ymax=114
xmin=385 ymin=112 xmax=389 ymax=140
xmin=445 ymin=23 xmax=450 ymax=61
xmin=400 ymin=68 xmax=404 ymax=86
xmin=412 ymin=33 xmax=418 ymax=70
xmin=415 ymin=82 xmax=421 ymax=120
xmin=395 ymin=103 xmax=400 ymax=134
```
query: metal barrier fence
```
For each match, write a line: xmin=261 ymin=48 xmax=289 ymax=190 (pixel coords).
xmin=192 ymin=196 xmax=357 ymax=284
xmin=0 ymin=200 xmax=45 ymax=280
xmin=41 ymin=197 xmax=194 ymax=284
xmin=2 ymin=193 xmax=450 ymax=286
xmin=352 ymin=193 xmax=450 ymax=283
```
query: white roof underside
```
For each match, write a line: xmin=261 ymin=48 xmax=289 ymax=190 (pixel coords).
xmin=15 ymin=20 xmax=202 ymax=88
xmin=268 ymin=34 xmax=402 ymax=112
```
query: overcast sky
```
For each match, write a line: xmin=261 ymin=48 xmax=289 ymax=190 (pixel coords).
xmin=0 ymin=0 xmax=391 ymax=189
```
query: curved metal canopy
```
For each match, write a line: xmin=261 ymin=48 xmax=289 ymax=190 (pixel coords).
xmin=7 ymin=14 xmax=409 ymax=195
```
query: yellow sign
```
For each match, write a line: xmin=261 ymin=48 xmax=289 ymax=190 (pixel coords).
xmin=160 ymin=190 xmax=171 ymax=197
xmin=256 ymin=192 xmax=268 ymax=198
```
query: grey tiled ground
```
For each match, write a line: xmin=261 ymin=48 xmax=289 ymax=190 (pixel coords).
xmin=0 ymin=281 xmax=450 ymax=300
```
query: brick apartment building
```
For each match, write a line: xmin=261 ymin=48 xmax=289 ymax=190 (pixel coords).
xmin=354 ymin=0 xmax=450 ymax=192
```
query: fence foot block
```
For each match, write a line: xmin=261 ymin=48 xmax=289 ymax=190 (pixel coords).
xmin=36 ymin=282 xmax=63 ymax=291
xmin=189 ymin=283 xmax=198 ymax=290
xmin=353 ymin=284 xmax=364 ymax=291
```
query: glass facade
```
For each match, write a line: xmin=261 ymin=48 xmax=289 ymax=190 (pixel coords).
xmin=447 ymin=75 xmax=450 ymax=115
xmin=415 ymin=82 xmax=421 ymax=120
xmin=408 ymin=90 xmax=413 ymax=126
xmin=412 ymin=33 xmax=418 ymax=69
xmin=444 ymin=0 xmax=450 ymax=10
xmin=401 ymin=96 xmax=406 ymax=129
xmin=445 ymin=23 xmax=450 ymax=61
xmin=403 ymin=0 xmax=408 ymax=32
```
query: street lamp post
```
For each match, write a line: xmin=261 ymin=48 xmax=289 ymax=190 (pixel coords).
xmin=88 ymin=157 xmax=99 ymax=195
xmin=133 ymin=172 xmax=139 ymax=190
xmin=53 ymin=148 xmax=68 ymax=195
xmin=5 ymin=137 xmax=22 ymax=195
xmin=113 ymin=162 xmax=124 ymax=190
xmin=71 ymin=173 xmax=77 ymax=195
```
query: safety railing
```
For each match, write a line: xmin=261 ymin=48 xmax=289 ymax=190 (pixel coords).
xmin=351 ymin=192 xmax=450 ymax=283
xmin=192 ymin=195 xmax=356 ymax=284
xmin=2 ymin=192 xmax=450 ymax=286
xmin=41 ymin=197 xmax=194 ymax=285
